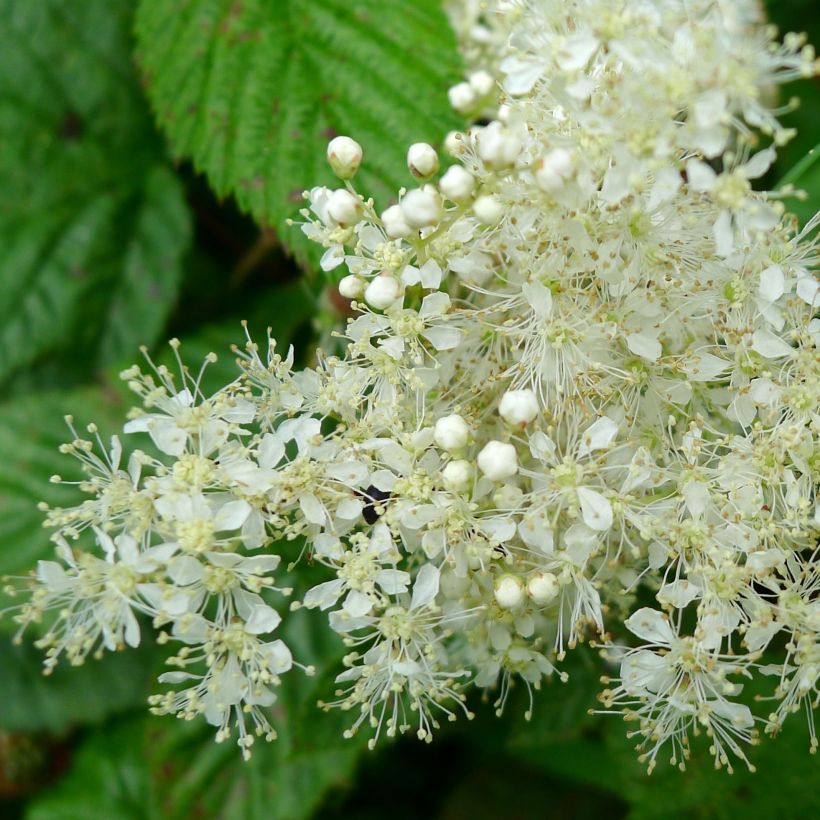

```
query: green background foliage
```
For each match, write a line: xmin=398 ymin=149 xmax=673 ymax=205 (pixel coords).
xmin=0 ymin=0 xmax=817 ymax=817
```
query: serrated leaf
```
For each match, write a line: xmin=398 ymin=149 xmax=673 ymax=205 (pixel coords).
xmin=134 ymin=0 xmax=463 ymax=268
xmin=0 ymin=0 xmax=191 ymax=386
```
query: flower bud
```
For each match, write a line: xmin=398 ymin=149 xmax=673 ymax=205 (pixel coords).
xmin=444 ymin=131 xmax=466 ymax=157
xmin=469 ymin=70 xmax=495 ymax=97
xmin=473 ymin=194 xmax=505 ymax=226
xmin=364 ymin=274 xmax=402 ymax=310
xmin=448 ymin=81 xmax=477 ymax=113
xmin=476 ymin=122 xmax=522 ymax=169
xmin=434 ymin=414 xmax=470 ymax=452
xmin=440 ymin=165 xmax=475 ymax=202
xmin=401 ymin=186 xmax=443 ymax=229
xmin=338 ymin=274 xmax=364 ymax=300
xmin=477 ymin=440 xmax=518 ymax=480
xmin=407 ymin=143 xmax=440 ymax=179
xmin=326 ymin=189 xmax=362 ymax=226
xmin=494 ymin=575 xmax=524 ymax=609
xmin=441 ymin=459 xmax=472 ymax=492
xmin=535 ymin=148 xmax=575 ymax=193
xmin=326 ymin=136 xmax=363 ymax=180
xmin=499 ymin=388 xmax=540 ymax=427
xmin=527 ymin=572 xmax=559 ymax=605
xmin=381 ymin=204 xmax=412 ymax=239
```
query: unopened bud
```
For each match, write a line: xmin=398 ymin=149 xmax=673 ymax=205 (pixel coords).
xmin=364 ymin=274 xmax=402 ymax=310
xmin=442 ymin=459 xmax=472 ymax=492
xmin=326 ymin=136 xmax=363 ymax=179
xmin=440 ymin=165 xmax=475 ymax=202
xmin=448 ymin=81 xmax=477 ymax=113
xmin=527 ymin=572 xmax=559 ymax=605
xmin=469 ymin=70 xmax=495 ymax=97
xmin=476 ymin=122 xmax=522 ymax=169
xmin=434 ymin=414 xmax=470 ymax=452
xmin=494 ymin=575 xmax=524 ymax=609
xmin=338 ymin=275 xmax=364 ymax=300
xmin=473 ymin=194 xmax=505 ymax=226
xmin=535 ymin=148 xmax=575 ymax=193
xmin=499 ymin=389 xmax=540 ymax=427
xmin=327 ymin=189 xmax=362 ymax=226
xmin=477 ymin=440 xmax=518 ymax=480
xmin=381 ymin=204 xmax=412 ymax=239
xmin=407 ymin=143 xmax=440 ymax=179
xmin=401 ymin=185 xmax=443 ymax=229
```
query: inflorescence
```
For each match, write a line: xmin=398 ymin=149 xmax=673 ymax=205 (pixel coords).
xmin=4 ymin=0 xmax=819 ymax=772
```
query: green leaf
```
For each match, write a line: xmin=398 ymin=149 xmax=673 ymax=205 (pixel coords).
xmin=0 ymin=634 xmax=159 ymax=735
xmin=0 ymin=0 xmax=191 ymax=387
xmin=134 ymin=0 xmax=463 ymax=267
xmin=24 ymin=610 xmax=368 ymax=820
xmin=25 ymin=718 xmax=162 ymax=820
xmin=0 ymin=387 xmax=126 ymax=612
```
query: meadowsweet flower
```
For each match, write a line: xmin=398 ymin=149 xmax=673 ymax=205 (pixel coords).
xmin=5 ymin=0 xmax=819 ymax=770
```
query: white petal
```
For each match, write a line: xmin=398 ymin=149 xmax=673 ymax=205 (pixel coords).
xmin=343 ymin=590 xmax=374 ymax=618
xmin=795 ymin=276 xmax=818 ymax=306
xmin=577 ymin=417 xmax=618 ymax=457
xmin=303 ymin=579 xmax=345 ymax=610
xmin=758 ymin=265 xmax=784 ymax=302
xmin=375 ymin=569 xmax=411 ymax=595
xmin=627 ymin=332 xmax=662 ymax=362
xmin=423 ymin=325 xmax=462 ymax=350
xmin=214 ymin=500 xmax=252 ymax=531
xmin=657 ymin=580 xmax=701 ymax=608
xmin=522 ymin=281 xmax=553 ymax=319
xmin=299 ymin=492 xmax=326 ymax=525
xmin=577 ymin=487 xmax=613 ymax=531
xmin=410 ymin=563 xmax=440 ymax=610
xmin=682 ymin=481 xmax=710 ymax=517
xmin=245 ymin=604 xmax=282 ymax=634
xmin=751 ymin=328 xmax=793 ymax=359
xmin=742 ymin=147 xmax=776 ymax=180
xmin=686 ymin=159 xmax=716 ymax=191
xmin=625 ymin=607 xmax=674 ymax=644
xmin=681 ymin=352 xmax=729 ymax=381
xmin=263 ymin=639 xmax=293 ymax=674
xmin=419 ymin=291 xmax=450 ymax=318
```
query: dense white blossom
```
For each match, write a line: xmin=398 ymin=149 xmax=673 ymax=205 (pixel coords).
xmin=4 ymin=0 xmax=818 ymax=770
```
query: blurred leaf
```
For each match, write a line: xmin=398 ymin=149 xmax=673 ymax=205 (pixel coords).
xmin=0 ymin=635 xmax=159 ymax=735
xmin=134 ymin=0 xmax=463 ymax=267
xmin=24 ymin=718 xmax=161 ymax=820
xmin=502 ymin=664 xmax=820 ymax=820
xmin=157 ymin=278 xmax=318 ymax=395
xmin=23 ymin=609 xmax=368 ymax=820
xmin=0 ymin=387 xmax=126 ymax=619
xmin=0 ymin=0 xmax=191 ymax=387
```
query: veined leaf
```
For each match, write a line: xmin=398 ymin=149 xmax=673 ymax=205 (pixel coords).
xmin=134 ymin=0 xmax=463 ymax=268
xmin=0 ymin=0 xmax=191 ymax=386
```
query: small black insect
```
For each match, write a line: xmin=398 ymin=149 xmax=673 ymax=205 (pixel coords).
xmin=360 ymin=485 xmax=391 ymax=525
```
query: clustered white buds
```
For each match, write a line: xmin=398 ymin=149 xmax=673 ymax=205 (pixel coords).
xmin=9 ymin=0 xmax=819 ymax=772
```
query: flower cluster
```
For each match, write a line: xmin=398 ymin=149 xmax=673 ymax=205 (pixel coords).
xmin=6 ymin=0 xmax=819 ymax=771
